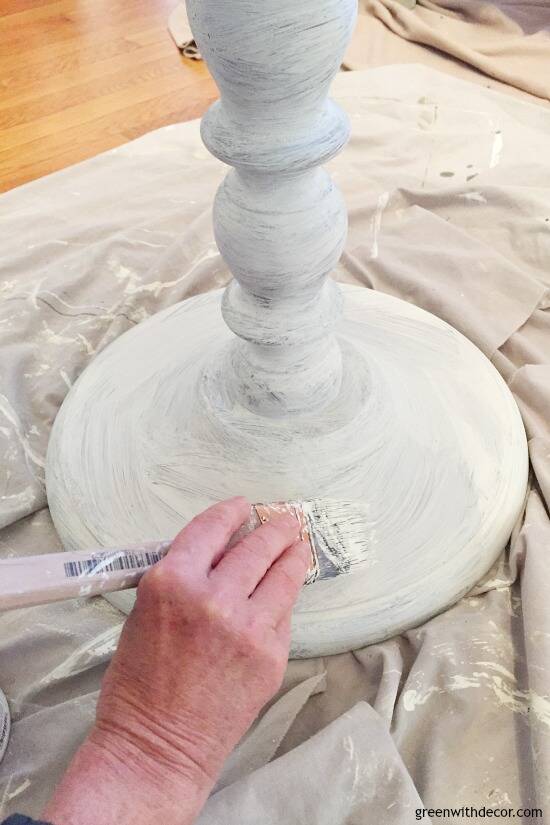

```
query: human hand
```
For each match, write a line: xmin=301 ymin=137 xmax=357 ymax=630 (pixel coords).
xmin=44 ymin=497 xmax=310 ymax=825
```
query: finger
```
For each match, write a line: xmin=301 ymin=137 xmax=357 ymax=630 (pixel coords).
xmin=209 ymin=514 xmax=301 ymax=595
xmin=275 ymin=611 xmax=292 ymax=648
xmin=166 ymin=497 xmax=251 ymax=575
xmin=249 ymin=540 xmax=311 ymax=622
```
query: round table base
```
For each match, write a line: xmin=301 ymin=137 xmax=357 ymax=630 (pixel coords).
xmin=46 ymin=286 xmax=527 ymax=657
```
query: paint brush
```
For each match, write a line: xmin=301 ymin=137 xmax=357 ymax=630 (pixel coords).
xmin=0 ymin=500 xmax=369 ymax=611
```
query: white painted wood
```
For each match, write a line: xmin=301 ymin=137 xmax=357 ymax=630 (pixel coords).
xmin=0 ymin=689 xmax=9 ymax=766
xmin=186 ymin=0 xmax=357 ymax=416
xmin=46 ymin=0 xmax=528 ymax=657
xmin=46 ymin=287 xmax=527 ymax=657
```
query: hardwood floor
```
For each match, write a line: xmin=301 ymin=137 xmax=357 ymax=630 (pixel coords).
xmin=0 ymin=0 xmax=218 ymax=192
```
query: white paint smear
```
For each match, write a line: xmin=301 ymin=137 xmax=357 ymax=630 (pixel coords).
xmin=460 ymin=192 xmax=487 ymax=204
xmin=490 ymin=132 xmax=503 ymax=169
xmin=369 ymin=191 xmax=390 ymax=260
xmin=0 ymin=394 xmax=45 ymax=471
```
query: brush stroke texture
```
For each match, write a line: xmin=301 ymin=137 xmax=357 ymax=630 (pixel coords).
xmin=46 ymin=287 xmax=527 ymax=657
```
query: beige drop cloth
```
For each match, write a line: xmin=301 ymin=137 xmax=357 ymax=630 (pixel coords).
xmin=0 ymin=66 xmax=549 ymax=822
xmin=346 ymin=0 xmax=550 ymax=107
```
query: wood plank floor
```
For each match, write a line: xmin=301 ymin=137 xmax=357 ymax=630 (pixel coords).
xmin=0 ymin=0 xmax=218 ymax=192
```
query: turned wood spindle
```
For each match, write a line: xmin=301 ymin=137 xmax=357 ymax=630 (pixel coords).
xmin=186 ymin=0 xmax=357 ymax=416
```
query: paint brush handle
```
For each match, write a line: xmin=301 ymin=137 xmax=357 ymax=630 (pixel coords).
xmin=0 ymin=508 xmax=267 ymax=612
xmin=0 ymin=501 xmax=319 ymax=612
xmin=0 ymin=541 xmax=173 ymax=611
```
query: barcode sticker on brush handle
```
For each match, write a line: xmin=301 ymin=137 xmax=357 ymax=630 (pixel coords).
xmin=64 ymin=550 xmax=165 ymax=578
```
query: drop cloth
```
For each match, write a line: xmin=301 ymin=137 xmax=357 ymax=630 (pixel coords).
xmin=345 ymin=0 xmax=550 ymax=108
xmin=0 ymin=66 xmax=549 ymax=823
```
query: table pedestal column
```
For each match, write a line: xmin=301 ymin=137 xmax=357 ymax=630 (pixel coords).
xmin=46 ymin=0 xmax=528 ymax=658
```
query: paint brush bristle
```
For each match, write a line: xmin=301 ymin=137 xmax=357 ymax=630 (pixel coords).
xmin=247 ymin=500 xmax=370 ymax=584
